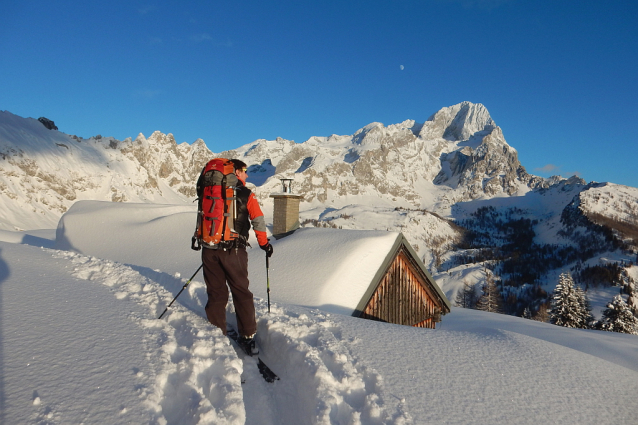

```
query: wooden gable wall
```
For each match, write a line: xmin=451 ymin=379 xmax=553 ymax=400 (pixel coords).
xmin=359 ymin=245 xmax=445 ymax=329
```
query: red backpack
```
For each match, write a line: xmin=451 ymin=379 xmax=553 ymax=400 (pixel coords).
xmin=192 ymin=158 xmax=239 ymax=250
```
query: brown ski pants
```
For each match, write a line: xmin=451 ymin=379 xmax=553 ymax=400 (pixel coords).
xmin=201 ymin=247 xmax=257 ymax=337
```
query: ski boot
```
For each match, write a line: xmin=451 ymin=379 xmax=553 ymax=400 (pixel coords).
xmin=238 ymin=334 xmax=259 ymax=356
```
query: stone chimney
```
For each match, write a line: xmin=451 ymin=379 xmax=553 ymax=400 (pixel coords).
xmin=270 ymin=178 xmax=302 ymax=238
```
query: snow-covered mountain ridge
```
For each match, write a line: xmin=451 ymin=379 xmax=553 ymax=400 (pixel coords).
xmin=230 ymin=102 xmax=548 ymax=210
xmin=0 ymin=101 xmax=588 ymax=232
xmin=0 ymin=110 xmax=210 ymax=230
xmin=2 ymin=103 xmax=637 ymax=318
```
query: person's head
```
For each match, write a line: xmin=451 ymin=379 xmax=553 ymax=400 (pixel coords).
xmin=231 ymin=159 xmax=248 ymax=182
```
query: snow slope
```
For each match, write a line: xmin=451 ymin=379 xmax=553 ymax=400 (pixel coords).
xmin=0 ymin=241 xmax=410 ymax=425
xmin=2 ymin=204 xmax=638 ymax=424
xmin=0 ymin=110 xmax=207 ymax=231
xmin=579 ymin=182 xmax=638 ymax=223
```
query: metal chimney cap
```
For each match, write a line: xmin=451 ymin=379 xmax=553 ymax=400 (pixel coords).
xmin=280 ymin=178 xmax=293 ymax=193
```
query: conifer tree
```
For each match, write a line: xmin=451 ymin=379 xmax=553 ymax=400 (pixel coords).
xmin=599 ymin=295 xmax=638 ymax=334
xmin=549 ymin=272 xmax=591 ymax=328
xmin=574 ymin=283 xmax=595 ymax=328
xmin=455 ymin=279 xmax=477 ymax=309
xmin=532 ymin=302 xmax=550 ymax=323
xmin=476 ymin=269 xmax=504 ymax=314
xmin=625 ymin=279 xmax=638 ymax=316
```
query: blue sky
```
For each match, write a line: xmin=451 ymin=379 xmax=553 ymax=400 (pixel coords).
xmin=2 ymin=0 xmax=637 ymax=187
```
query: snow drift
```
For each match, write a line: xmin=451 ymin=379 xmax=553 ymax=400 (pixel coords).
xmin=2 ymin=200 xmax=633 ymax=423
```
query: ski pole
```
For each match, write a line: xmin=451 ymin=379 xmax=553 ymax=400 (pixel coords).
xmin=266 ymin=254 xmax=271 ymax=313
xmin=158 ymin=264 xmax=203 ymax=319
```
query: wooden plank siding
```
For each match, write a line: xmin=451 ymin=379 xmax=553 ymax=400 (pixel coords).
xmin=360 ymin=247 xmax=442 ymax=329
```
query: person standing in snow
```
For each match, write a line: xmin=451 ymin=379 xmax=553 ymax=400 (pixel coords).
xmin=200 ymin=159 xmax=273 ymax=355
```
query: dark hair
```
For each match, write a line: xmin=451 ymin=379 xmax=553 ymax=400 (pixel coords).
xmin=230 ymin=159 xmax=247 ymax=171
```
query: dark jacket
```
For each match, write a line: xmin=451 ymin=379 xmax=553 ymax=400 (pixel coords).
xmin=234 ymin=180 xmax=268 ymax=246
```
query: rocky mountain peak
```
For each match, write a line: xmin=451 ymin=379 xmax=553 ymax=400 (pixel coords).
xmin=434 ymin=125 xmax=532 ymax=197
xmin=225 ymin=102 xmax=549 ymax=209
xmin=147 ymin=131 xmax=177 ymax=146
xmin=0 ymin=103 xmax=559 ymax=231
xmin=419 ymin=101 xmax=495 ymax=142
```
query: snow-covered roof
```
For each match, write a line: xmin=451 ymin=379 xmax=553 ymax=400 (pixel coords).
xmin=247 ymin=227 xmax=451 ymax=316
xmin=55 ymin=201 xmax=197 ymax=275
xmin=55 ymin=201 xmax=450 ymax=317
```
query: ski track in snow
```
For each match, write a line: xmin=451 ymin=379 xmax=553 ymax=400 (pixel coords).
xmin=255 ymin=304 xmax=412 ymax=425
xmin=50 ymin=249 xmax=246 ymax=424
xmin=48 ymin=248 xmax=410 ymax=424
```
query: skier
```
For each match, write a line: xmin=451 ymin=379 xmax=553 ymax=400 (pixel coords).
xmin=200 ymin=159 xmax=273 ymax=355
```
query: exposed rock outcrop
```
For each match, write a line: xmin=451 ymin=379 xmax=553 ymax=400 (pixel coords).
xmin=38 ymin=117 xmax=58 ymax=130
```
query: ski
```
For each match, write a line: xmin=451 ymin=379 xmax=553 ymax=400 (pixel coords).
xmin=257 ymin=358 xmax=279 ymax=383
xmin=227 ymin=328 xmax=279 ymax=383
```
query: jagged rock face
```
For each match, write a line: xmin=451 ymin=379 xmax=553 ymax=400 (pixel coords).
xmin=234 ymin=101 xmax=548 ymax=207
xmin=0 ymin=102 xmax=559 ymax=230
xmin=118 ymin=131 xmax=211 ymax=198
xmin=434 ymin=126 xmax=537 ymax=197
xmin=0 ymin=111 xmax=212 ymax=230
xmin=232 ymin=121 xmax=431 ymax=205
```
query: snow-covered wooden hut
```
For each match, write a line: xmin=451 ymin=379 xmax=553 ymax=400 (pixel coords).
xmin=55 ymin=201 xmax=450 ymax=328
xmin=248 ymin=228 xmax=451 ymax=328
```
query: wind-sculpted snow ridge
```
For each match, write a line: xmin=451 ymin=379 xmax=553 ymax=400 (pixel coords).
xmin=48 ymin=250 xmax=246 ymax=425
xmin=255 ymin=301 xmax=413 ymax=425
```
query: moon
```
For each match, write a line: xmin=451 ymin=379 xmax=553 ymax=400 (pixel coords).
xmin=400 ymin=65 xmax=404 ymax=71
